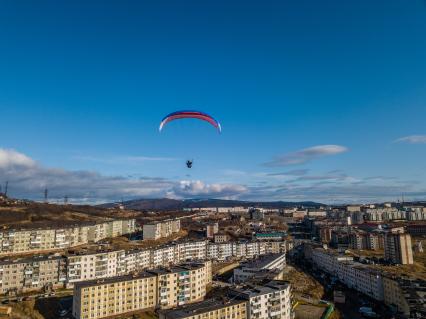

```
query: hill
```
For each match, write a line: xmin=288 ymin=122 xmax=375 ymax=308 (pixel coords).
xmin=100 ymin=198 xmax=323 ymax=211
xmin=0 ymin=195 xmax=136 ymax=229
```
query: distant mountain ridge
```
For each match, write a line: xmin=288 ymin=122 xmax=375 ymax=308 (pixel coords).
xmin=100 ymin=198 xmax=324 ymax=211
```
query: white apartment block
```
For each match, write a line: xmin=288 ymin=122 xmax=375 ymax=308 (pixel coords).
xmin=365 ymin=208 xmax=406 ymax=222
xmin=207 ymin=243 xmax=234 ymax=261
xmin=67 ymin=250 xmax=122 ymax=286
xmin=174 ymin=241 xmax=207 ymax=262
xmin=312 ymin=247 xmax=384 ymax=301
xmin=311 ymin=248 xmax=353 ymax=274
xmin=231 ymin=281 xmax=292 ymax=319
xmin=151 ymin=245 xmax=176 ymax=268
xmin=124 ymin=249 xmax=151 ymax=273
xmin=336 ymin=262 xmax=384 ymax=301
xmin=0 ymin=219 xmax=136 ymax=256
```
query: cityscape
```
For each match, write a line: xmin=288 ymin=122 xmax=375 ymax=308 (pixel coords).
xmin=1 ymin=1 xmax=426 ymax=319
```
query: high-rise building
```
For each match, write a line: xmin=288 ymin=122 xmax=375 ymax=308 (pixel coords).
xmin=384 ymin=228 xmax=413 ymax=265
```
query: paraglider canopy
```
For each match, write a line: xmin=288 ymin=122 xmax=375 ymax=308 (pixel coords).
xmin=159 ymin=110 xmax=221 ymax=133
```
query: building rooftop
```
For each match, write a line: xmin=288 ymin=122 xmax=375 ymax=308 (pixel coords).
xmin=74 ymin=271 xmax=156 ymax=289
xmin=231 ymin=280 xmax=290 ymax=298
xmin=147 ymin=262 xmax=207 ymax=276
xmin=159 ymin=298 xmax=246 ymax=319
xmin=238 ymin=253 xmax=285 ymax=270
xmin=0 ymin=254 xmax=64 ymax=266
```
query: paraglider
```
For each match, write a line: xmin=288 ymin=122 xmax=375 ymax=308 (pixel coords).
xmin=159 ymin=110 xmax=221 ymax=133
xmin=159 ymin=110 xmax=221 ymax=169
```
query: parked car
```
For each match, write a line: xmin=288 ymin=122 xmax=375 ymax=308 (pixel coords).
xmin=363 ymin=311 xmax=379 ymax=318
xmin=59 ymin=309 xmax=69 ymax=317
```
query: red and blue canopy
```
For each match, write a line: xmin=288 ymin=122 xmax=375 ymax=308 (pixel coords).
xmin=159 ymin=110 xmax=222 ymax=133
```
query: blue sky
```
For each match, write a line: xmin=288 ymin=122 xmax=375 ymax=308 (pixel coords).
xmin=0 ymin=0 xmax=426 ymax=203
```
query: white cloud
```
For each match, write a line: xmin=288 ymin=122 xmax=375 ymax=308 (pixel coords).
xmin=265 ymin=145 xmax=348 ymax=166
xmin=394 ymin=135 xmax=426 ymax=144
xmin=171 ymin=180 xmax=247 ymax=198
xmin=267 ymin=169 xmax=310 ymax=177
xmin=0 ymin=149 xmax=36 ymax=168
xmin=240 ymin=183 xmax=426 ymax=204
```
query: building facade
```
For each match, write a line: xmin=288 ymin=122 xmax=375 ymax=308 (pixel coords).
xmin=230 ymin=281 xmax=292 ymax=319
xmin=72 ymin=272 xmax=157 ymax=319
xmin=384 ymin=229 xmax=414 ymax=265
xmin=143 ymin=219 xmax=181 ymax=240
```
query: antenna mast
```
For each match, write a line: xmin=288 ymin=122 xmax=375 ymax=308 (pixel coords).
xmin=44 ymin=188 xmax=48 ymax=203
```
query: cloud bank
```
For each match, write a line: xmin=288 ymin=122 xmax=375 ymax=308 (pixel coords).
xmin=0 ymin=148 xmax=424 ymax=204
xmin=265 ymin=145 xmax=348 ymax=166
xmin=0 ymin=148 xmax=245 ymax=203
xmin=395 ymin=135 xmax=426 ymax=144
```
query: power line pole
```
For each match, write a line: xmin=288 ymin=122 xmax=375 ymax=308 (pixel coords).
xmin=4 ymin=181 xmax=8 ymax=196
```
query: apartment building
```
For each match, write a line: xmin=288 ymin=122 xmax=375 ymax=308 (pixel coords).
xmin=207 ymin=242 xmax=233 ymax=261
xmin=214 ymin=233 xmax=228 ymax=243
xmin=311 ymin=247 xmax=385 ymax=301
xmin=230 ymin=280 xmax=292 ymax=319
xmin=0 ymin=219 xmax=136 ymax=256
xmin=348 ymin=231 xmax=366 ymax=250
xmin=206 ymin=222 xmax=219 ymax=239
xmin=367 ymin=232 xmax=385 ymax=250
xmin=407 ymin=224 xmax=426 ymax=236
xmin=66 ymin=250 xmax=125 ymax=287
xmin=123 ymin=249 xmax=151 ymax=273
xmin=348 ymin=230 xmax=384 ymax=251
xmin=336 ymin=262 xmax=384 ymax=301
xmin=383 ymin=276 xmax=426 ymax=318
xmin=384 ymin=228 xmax=414 ymax=265
xmin=151 ymin=245 xmax=176 ymax=268
xmin=143 ymin=219 xmax=181 ymax=240
xmin=148 ymin=261 xmax=211 ymax=309
xmin=308 ymin=211 xmax=327 ymax=217
xmin=0 ymin=255 xmax=66 ymax=295
xmin=72 ymin=272 xmax=158 ymax=319
xmin=311 ymin=248 xmax=353 ymax=274
xmin=159 ymin=298 xmax=247 ymax=319
xmin=0 ymin=239 xmax=286 ymax=296
xmin=67 ymin=247 xmax=155 ymax=287
xmin=233 ymin=253 xmax=286 ymax=283
xmin=365 ymin=208 xmax=405 ymax=222
xmin=174 ymin=241 xmax=208 ymax=262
